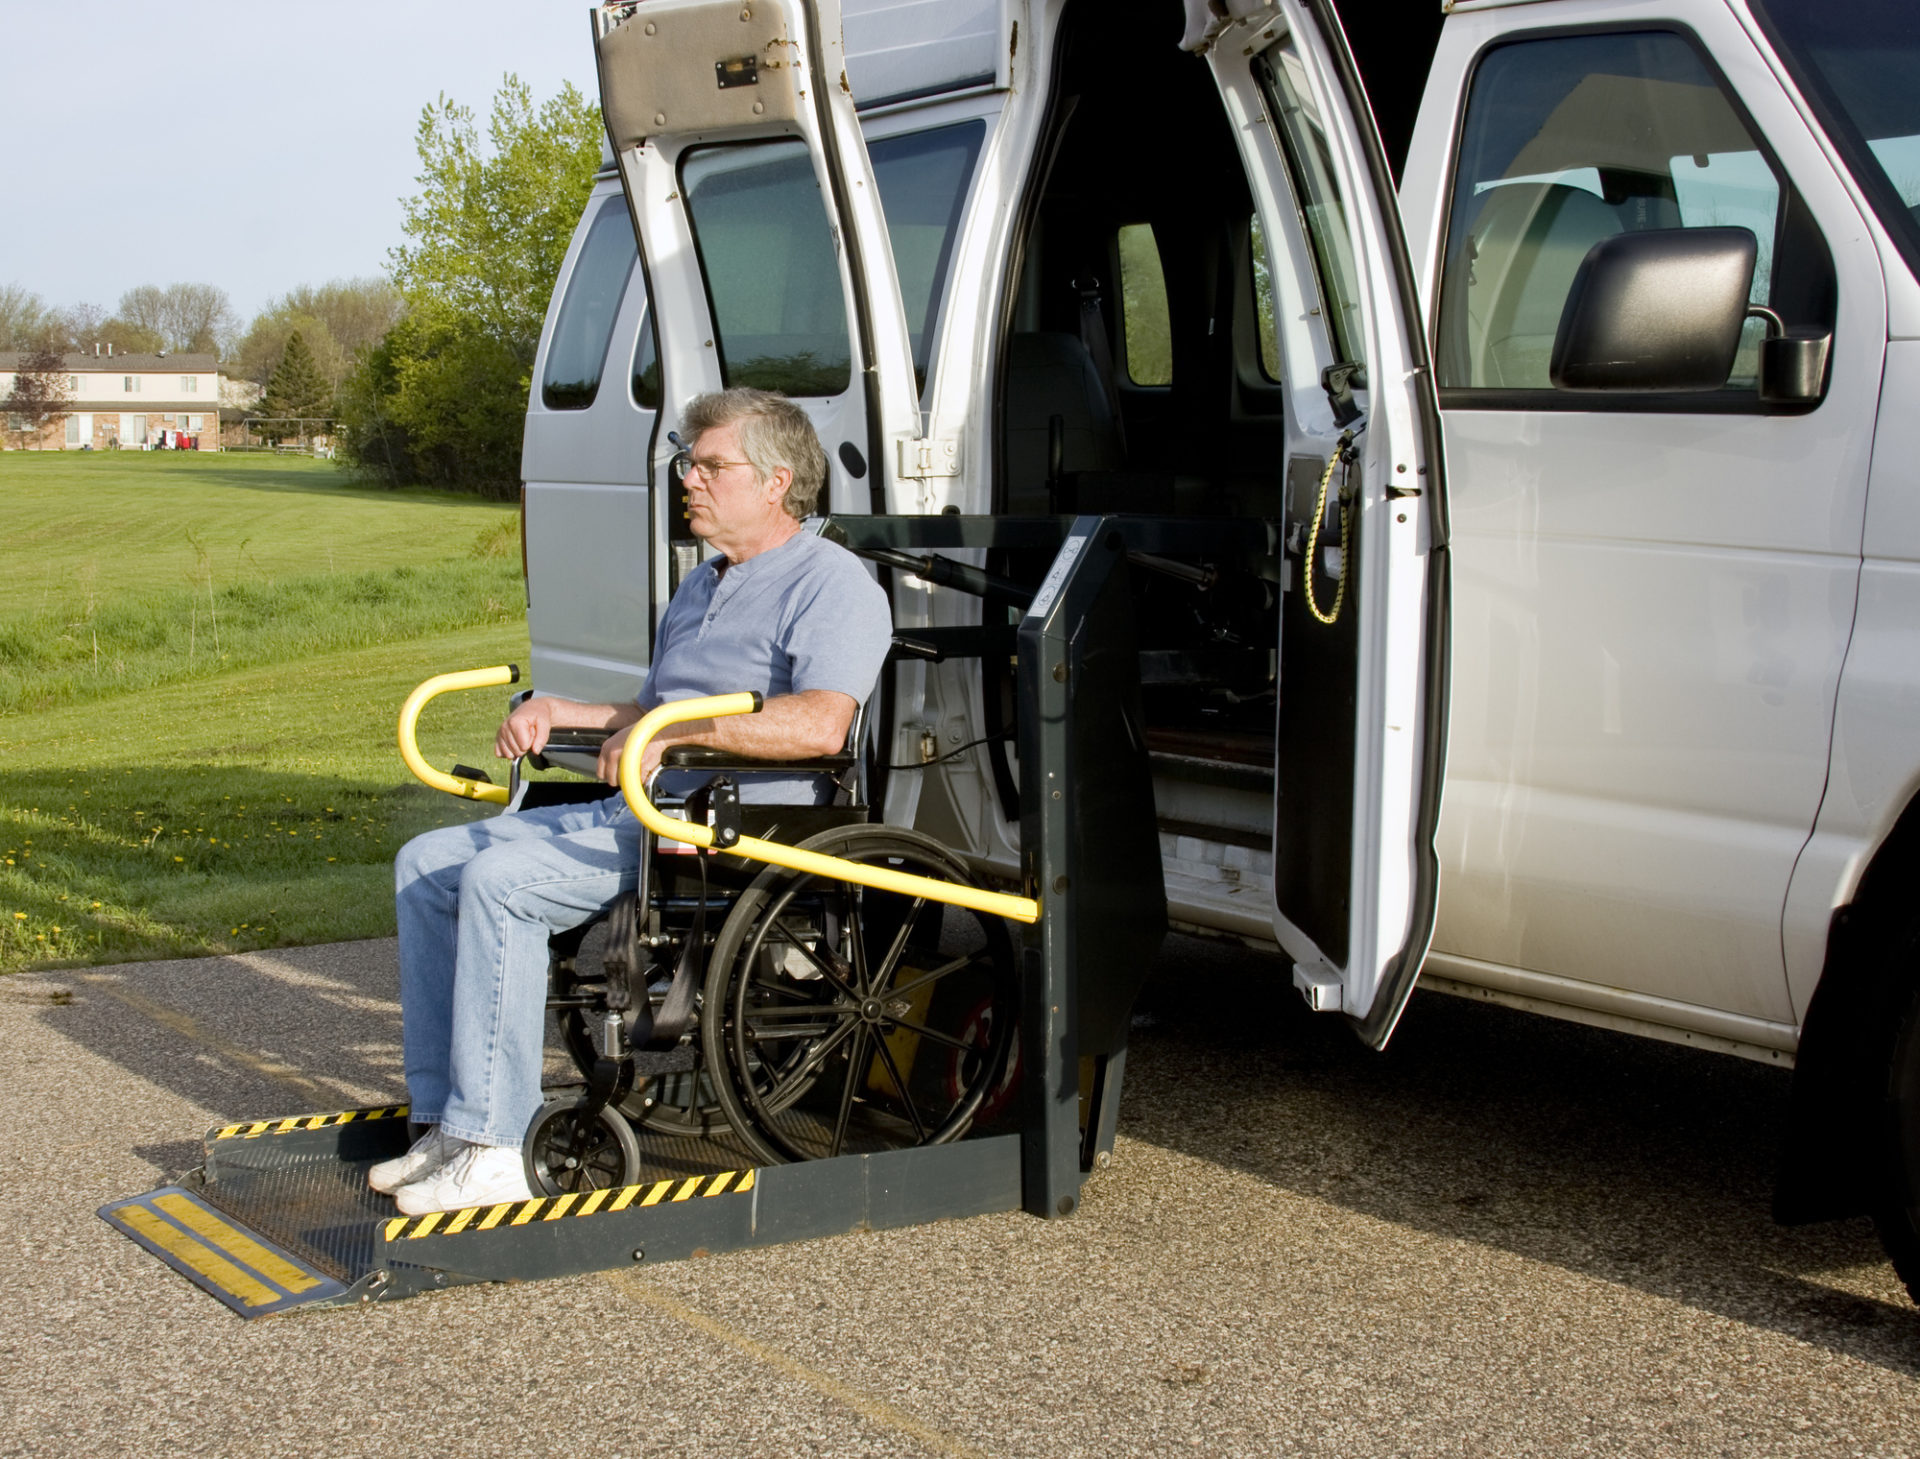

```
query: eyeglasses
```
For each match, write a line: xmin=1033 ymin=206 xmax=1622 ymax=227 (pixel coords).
xmin=672 ymin=453 xmax=754 ymax=484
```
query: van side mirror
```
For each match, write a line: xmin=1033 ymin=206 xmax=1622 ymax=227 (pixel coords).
xmin=1550 ymin=228 xmax=1756 ymax=393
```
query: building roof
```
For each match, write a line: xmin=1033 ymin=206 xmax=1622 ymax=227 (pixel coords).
xmin=0 ymin=352 xmax=218 ymax=374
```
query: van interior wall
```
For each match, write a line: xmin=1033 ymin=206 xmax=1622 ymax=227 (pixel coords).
xmin=999 ymin=0 xmax=1287 ymax=772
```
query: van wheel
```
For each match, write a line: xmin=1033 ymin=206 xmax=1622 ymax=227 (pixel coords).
xmin=1869 ymin=923 xmax=1920 ymax=1302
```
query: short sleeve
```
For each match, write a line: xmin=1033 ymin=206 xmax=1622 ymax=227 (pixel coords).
xmin=780 ymin=548 xmax=893 ymax=704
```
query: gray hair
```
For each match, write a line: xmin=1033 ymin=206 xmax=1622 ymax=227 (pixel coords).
xmin=681 ymin=388 xmax=829 ymax=520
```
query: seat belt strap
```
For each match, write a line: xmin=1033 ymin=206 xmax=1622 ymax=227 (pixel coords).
xmin=1075 ymin=274 xmax=1129 ymax=455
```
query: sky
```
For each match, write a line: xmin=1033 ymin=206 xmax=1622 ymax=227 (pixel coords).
xmin=5 ymin=1 xmax=600 ymax=326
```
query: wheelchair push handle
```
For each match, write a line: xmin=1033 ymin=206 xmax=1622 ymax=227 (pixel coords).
xmin=397 ymin=664 xmax=520 ymax=806
xmin=617 ymin=693 xmax=1042 ymax=926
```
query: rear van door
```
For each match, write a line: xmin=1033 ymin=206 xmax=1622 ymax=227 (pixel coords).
xmin=593 ymin=0 xmax=925 ymax=609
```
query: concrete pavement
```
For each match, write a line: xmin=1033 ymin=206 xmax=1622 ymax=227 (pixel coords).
xmin=2 ymin=935 xmax=1916 ymax=1457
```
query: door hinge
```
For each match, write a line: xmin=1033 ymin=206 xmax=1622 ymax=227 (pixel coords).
xmin=896 ymin=436 xmax=961 ymax=479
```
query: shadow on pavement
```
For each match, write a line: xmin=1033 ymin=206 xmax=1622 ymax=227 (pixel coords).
xmin=1122 ymin=933 xmax=1920 ymax=1377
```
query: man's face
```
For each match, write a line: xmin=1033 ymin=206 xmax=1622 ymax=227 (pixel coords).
xmin=683 ymin=421 xmax=790 ymax=550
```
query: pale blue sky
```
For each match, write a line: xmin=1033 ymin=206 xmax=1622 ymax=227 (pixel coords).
xmin=6 ymin=1 xmax=597 ymax=324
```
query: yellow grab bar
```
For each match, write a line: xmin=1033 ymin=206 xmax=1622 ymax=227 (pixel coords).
xmin=397 ymin=664 xmax=520 ymax=805
xmin=618 ymin=693 xmax=1041 ymax=926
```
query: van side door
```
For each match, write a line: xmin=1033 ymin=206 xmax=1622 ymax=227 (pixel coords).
xmin=1199 ymin=0 xmax=1451 ymax=1046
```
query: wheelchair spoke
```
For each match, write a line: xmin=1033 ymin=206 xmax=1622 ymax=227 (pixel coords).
xmin=764 ymin=919 xmax=858 ymax=999
xmin=886 ymin=1016 xmax=979 ymax=1056
xmin=872 ymin=895 xmax=929 ymax=992
xmin=845 ymin=894 xmax=872 ymax=995
xmin=757 ymin=1012 xmax=857 ymax=1106
xmin=882 ymin=949 xmax=988 ymax=1006
xmin=869 ymin=1032 xmax=927 ymax=1144
xmin=829 ymin=1026 xmax=870 ymax=1158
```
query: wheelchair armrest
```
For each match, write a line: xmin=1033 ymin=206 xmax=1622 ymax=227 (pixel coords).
xmin=660 ymin=744 xmax=857 ymax=775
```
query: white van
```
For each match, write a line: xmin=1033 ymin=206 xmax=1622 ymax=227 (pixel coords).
xmin=520 ymin=0 xmax=1920 ymax=1294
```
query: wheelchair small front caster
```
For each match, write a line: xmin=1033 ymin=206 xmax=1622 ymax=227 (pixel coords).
xmin=523 ymin=1095 xmax=642 ymax=1196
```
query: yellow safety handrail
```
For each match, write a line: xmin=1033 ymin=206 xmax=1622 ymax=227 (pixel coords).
xmin=618 ymin=693 xmax=1041 ymax=926
xmin=397 ymin=664 xmax=520 ymax=805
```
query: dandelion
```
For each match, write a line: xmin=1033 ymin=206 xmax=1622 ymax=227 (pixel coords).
xmin=12 ymin=912 xmax=24 ymax=921
xmin=90 ymin=901 xmax=100 ymax=909
xmin=173 ymin=856 xmax=184 ymax=863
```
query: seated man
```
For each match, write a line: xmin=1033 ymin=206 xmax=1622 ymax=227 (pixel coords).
xmin=379 ymin=387 xmax=892 ymax=1216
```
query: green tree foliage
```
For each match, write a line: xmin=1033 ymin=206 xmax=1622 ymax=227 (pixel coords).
xmin=233 ymin=278 xmax=404 ymax=393
xmin=259 ymin=331 xmax=331 ymax=439
xmin=0 ymin=285 xmax=53 ymax=350
xmin=110 ymin=283 xmax=239 ymax=356
xmin=339 ymin=76 xmax=603 ymax=497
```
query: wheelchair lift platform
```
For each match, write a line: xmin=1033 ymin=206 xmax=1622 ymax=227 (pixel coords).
xmin=102 ymin=1106 xmax=1021 ymax=1318
xmin=100 ymin=514 xmax=1259 ymax=1317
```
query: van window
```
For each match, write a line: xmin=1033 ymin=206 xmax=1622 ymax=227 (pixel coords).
xmin=869 ymin=121 xmax=986 ymax=389
xmin=1253 ymin=38 xmax=1368 ymax=379
xmin=1117 ymin=223 xmax=1172 ymax=386
xmin=1748 ymin=0 xmax=1920 ymax=284
xmin=683 ymin=141 xmax=852 ymax=397
xmin=631 ymin=310 xmax=660 ymax=410
xmin=541 ymin=195 xmax=636 ymax=410
xmin=1435 ymin=30 xmax=1834 ymax=397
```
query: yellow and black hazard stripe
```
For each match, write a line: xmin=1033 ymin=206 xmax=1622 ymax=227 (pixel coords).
xmin=214 ymin=1105 xmax=410 ymax=1140
xmin=384 ymin=1167 xmax=757 ymax=1241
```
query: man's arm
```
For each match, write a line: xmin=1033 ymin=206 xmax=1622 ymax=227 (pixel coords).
xmin=495 ymin=696 xmax=641 ymax=763
xmin=594 ymin=689 xmax=856 ymax=784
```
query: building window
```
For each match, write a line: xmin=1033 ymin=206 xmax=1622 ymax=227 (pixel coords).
xmin=124 ymin=376 xmax=141 ymax=392
xmin=67 ymin=376 xmax=79 ymax=390
xmin=65 ymin=415 xmax=81 ymax=445
xmin=181 ymin=376 xmax=197 ymax=393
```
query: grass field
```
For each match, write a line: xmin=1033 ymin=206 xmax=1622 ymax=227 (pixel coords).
xmin=0 ymin=452 xmax=547 ymax=971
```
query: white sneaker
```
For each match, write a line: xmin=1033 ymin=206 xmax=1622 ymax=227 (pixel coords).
xmin=393 ymin=1142 xmax=535 ymax=1217
xmin=368 ymin=1124 xmax=461 ymax=1195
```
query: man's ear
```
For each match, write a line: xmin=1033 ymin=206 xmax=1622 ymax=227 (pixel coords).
xmin=766 ymin=466 xmax=793 ymax=504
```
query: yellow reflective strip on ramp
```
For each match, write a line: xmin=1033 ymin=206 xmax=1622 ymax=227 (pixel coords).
xmin=444 ymin=1207 xmax=479 ymax=1235
xmin=408 ymin=1212 xmax=444 ymax=1239
xmin=276 ymin=1119 xmax=299 ymax=1133
xmin=510 ymin=1199 xmax=545 ymax=1226
xmin=640 ymin=1181 xmax=673 ymax=1207
xmin=383 ymin=1218 xmax=406 ymax=1242
xmin=704 ymin=1172 xmax=734 ymax=1196
xmin=609 ymin=1186 xmax=641 ymax=1212
xmin=117 ymin=1205 xmax=279 ymax=1309
xmin=578 ymin=1188 xmax=612 ymax=1215
xmin=152 ymin=1194 xmax=319 ymax=1294
xmin=477 ymin=1203 xmax=513 ymax=1231
xmin=671 ymin=1178 xmax=702 ymax=1203
xmin=216 ymin=1123 xmax=243 ymax=1139
xmin=248 ymin=1122 xmax=269 ymax=1136
xmin=545 ymin=1193 xmax=580 ymax=1221
xmin=736 ymin=1169 xmax=755 ymax=1193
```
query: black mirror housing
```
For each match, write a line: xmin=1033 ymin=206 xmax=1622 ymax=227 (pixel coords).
xmin=1550 ymin=227 xmax=1757 ymax=393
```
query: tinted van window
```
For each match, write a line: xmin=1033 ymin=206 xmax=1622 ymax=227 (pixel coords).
xmin=869 ymin=121 xmax=985 ymax=388
xmin=684 ymin=141 xmax=853 ymax=397
xmin=541 ymin=195 xmax=636 ymax=410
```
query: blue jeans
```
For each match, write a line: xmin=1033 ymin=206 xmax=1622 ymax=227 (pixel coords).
xmin=393 ymin=794 xmax=639 ymax=1148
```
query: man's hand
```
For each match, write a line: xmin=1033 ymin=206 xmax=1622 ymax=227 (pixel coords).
xmin=496 ymin=697 xmax=554 ymax=760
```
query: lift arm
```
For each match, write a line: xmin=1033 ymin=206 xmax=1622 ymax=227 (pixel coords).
xmin=616 ymin=692 xmax=1041 ymax=925
xmin=396 ymin=664 xmax=520 ymax=805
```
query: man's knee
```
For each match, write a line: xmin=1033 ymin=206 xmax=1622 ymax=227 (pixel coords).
xmin=395 ymin=823 xmax=476 ymax=892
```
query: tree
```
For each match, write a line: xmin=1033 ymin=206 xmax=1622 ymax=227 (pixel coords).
xmin=338 ymin=75 xmax=603 ymax=496
xmin=234 ymin=277 xmax=404 ymax=392
xmin=110 ymin=282 xmax=239 ymax=356
xmin=0 ymin=285 xmax=52 ymax=350
xmin=4 ymin=345 xmax=73 ymax=449
xmin=259 ymin=330 xmax=330 ymax=441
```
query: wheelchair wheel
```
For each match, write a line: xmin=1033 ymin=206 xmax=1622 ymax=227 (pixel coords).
xmin=524 ymin=1094 xmax=642 ymax=1197
xmin=702 ymin=825 xmax=1018 ymax=1165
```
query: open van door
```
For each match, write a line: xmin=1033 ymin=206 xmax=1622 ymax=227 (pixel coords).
xmin=1192 ymin=0 xmax=1450 ymax=1047
xmin=593 ymin=0 xmax=924 ymax=602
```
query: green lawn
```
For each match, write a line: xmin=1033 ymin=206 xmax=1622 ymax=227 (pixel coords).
xmin=0 ymin=453 xmax=563 ymax=971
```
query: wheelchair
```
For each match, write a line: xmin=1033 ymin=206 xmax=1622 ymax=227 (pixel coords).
xmin=399 ymin=671 xmax=1026 ymax=1198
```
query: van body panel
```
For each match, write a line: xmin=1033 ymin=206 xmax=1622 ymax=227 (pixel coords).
xmin=1405 ymin=0 xmax=1884 ymax=1027
xmin=842 ymin=0 xmax=1008 ymax=106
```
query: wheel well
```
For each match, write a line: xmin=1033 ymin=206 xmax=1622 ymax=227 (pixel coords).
xmin=1775 ymin=789 xmax=1920 ymax=1224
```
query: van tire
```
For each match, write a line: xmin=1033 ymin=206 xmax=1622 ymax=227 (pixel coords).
xmin=1868 ymin=916 xmax=1920 ymax=1303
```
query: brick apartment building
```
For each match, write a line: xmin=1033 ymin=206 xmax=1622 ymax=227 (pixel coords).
xmin=0 ymin=349 xmax=221 ymax=449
